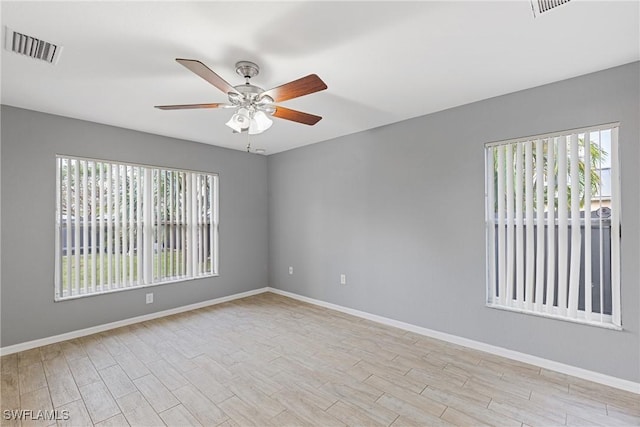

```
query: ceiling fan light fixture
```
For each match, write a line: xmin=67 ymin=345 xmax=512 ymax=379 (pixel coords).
xmin=225 ymin=108 xmax=251 ymax=133
xmin=228 ymin=92 xmax=243 ymax=104
xmin=248 ymin=110 xmax=273 ymax=135
xmin=256 ymin=94 xmax=274 ymax=105
xmin=260 ymin=104 xmax=276 ymax=115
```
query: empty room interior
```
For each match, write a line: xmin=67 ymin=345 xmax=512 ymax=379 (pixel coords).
xmin=1 ymin=1 xmax=639 ymax=426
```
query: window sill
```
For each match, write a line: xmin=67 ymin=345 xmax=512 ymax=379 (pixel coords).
xmin=54 ymin=274 xmax=220 ymax=302
xmin=486 ymin=303 xmax=623 ymax=331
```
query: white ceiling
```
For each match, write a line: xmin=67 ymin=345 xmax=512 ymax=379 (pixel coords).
xmin=2 ymin=1 xmax=639 ymax=155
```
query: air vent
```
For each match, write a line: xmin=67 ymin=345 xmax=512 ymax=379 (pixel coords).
xmin=4 ymin=26 xmax=62 ymax=64
xmin=531 ymin=0 xmax=571 ymax=16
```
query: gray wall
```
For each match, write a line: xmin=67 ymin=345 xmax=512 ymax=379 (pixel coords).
xmin=1 ymin=106 xmax=268 ymax=347
xmin=2 ymin=63 xmax=639 ymax=383
xmin=268 ymin=62 xmax=640 ymax=382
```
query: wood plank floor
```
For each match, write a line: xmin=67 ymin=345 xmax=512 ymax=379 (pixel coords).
xmin=1 ymin=293 xmax=638 ymax=426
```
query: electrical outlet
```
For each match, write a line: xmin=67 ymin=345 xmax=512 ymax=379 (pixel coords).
xmin=288 ymin=266 xmax=293 ymax=275
xmin=340 ymin=274 xmax=346 ymax=285
xmin=146 ymin=293 xmax=153 ymax=304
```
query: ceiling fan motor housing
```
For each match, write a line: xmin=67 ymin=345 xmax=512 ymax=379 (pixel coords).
xmin=229 ymin=81 xmax=275 ymax=114
xmin=235 ymin=60 xmax=259 ymax=79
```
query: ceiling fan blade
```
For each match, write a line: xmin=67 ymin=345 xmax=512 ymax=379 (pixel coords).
xmin=273 ymin=106 xmax=322 ymax=125
xmin=262 ymin=74 xmax=327 ymax=103
xmin=155 ymin=103 xmax=229 ymax=110
xmin=176 ymin=58 xmax=240 ymax=95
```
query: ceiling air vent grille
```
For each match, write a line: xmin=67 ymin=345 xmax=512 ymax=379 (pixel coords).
xmin=531 ymin=0 xmax=571 ymax=16
xmin=4 ymin=27 xmax=62 ymax=64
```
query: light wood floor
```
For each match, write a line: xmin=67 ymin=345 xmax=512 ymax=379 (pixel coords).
xmin=1 ymin=293 xmax=638 ymax=427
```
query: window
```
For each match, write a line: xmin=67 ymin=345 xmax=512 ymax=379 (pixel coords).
xmin=55 ymin=155 xmax=219 ymax=301
xmin=485 ymin=124 xmax=621 ymax=328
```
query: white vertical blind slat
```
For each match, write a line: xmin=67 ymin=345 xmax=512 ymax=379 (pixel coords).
xmin=198 ymin=174 xmax=203 ymax=275
xmin=209 ymin=175 xmax=214 ymax=275
xmin=486 ymin=148 xmax=496 ymax=304
xmin=557 ymin=136 xmax=568 ymax=315
xmin=65 ymin=159 xmax=72 ymax=296
xmin=169 ymin=171 xmax=174 ymax=278
xmin=568 ymin=134 xmax=581 ymax=318
xmin=203 ymin=175 xmax=209 ymax=274
xmin=534 ymin=140 xmax=545 ymax=311
xmin=497 ymin=147 xmax=506 ymax=305
xmin=182 ymin=173 xmax=187 ymax=277
xmin=524 ymin=141 xmax=535 ymax=308
xmin=106 ymin=163 xmax=112 ymax=289
xmin=55 ymin=158 xmax=62 ymax=299
xmin=505 ymin=144 xmax=515 ymax=306
xmin=143 ymin=168 xmax=153 ymax=285
xmin=176 ymin=172 xmax=181 ymax=277
xmin=515 ymin=143 xmax=524 ymax=307
xmin=610 ymin=127 xmax=621 ymax=326
xmin=597 ymin=131 xmax=604 ymax=322
xmin=122 ymin=166 xmax=129 ymax=287
xmin=155 ymin=169 xmax=161 ymax=282
xmin=99 ymin=163 xmax=105 ymax=290
xmin=82 ymin=160 xmax=88 ymax=293
xmin=174 ymin=172 xmax=179 ymax=276
xmin=91 ymin=162 xmax=97 ymax=293
xmin=114 ymin=164 xmax=121 ymax=288
xmin=73 ymin=160 xmax=80 ymax=295
xmin=160 ymin=170 xmax=169 ymax=280
xmin=137 ymin=167 xmax=143 ymax=285
xmin=175 ymin=172 xmax=179 ymax=276
xmin=545 ymin=138 xmax=556 ymax=313
xmin=202 ymin=175 xmax=207 ymax=274
xmin=157 ymin=170 xmax=162 ymax=280
xmin=178 ymin=172 xmax=182 ymax=276
xmin=583 ymin=132 xmax=592 ymax=319
xmin=152 ymin=170 xmax=157 ymax=283
xmin=212 ymin=175 xmax=219 ymax=275
xmin=178 ymin=173 xmax=181 ymax=276
xmin=189 ymin=173 xmax=197 ymax=276
xmin=183 ymin=173 xmax=188 ymax=277
xmin=185 ymin=173 xmax=190 ymax=276
xmin=195 ymin=174 xmax=200 ymax=275
xmin=120 ymin=165 xmax=125 ymax=287
xmin=129 ymin=166 xmax=135 ymax=286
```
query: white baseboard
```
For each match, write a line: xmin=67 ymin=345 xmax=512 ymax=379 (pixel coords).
xmin=3 ymin=285 xmax=638 ymax=394
xmin=267 ymin=287 xmax=640 ymax=395
xmin=0 ymin=287 xmax=269 ymax=356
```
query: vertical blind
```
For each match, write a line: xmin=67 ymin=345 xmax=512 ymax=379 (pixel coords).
xmin=485 ymin=124 xmax=620 ymax=327
xmin=55 ymin=156 xmax=219 ymax=301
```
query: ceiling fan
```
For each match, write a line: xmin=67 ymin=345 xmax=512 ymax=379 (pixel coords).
xmin=155 ymin=59 xmax=327 ymax=135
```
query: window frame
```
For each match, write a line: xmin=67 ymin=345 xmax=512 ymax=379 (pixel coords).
xmin=484 ymin=123 xmax=621 ymax=329
xmin=54 ymin=154 xmax=219 ymax=301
